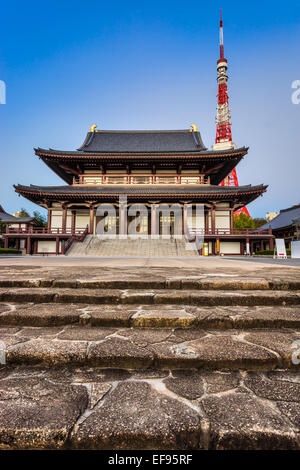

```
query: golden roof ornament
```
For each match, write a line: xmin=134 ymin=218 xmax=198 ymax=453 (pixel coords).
xmin=190 ymin=124 xmax=198 ymax=132
xmin=90 ymin=124 xmax=97 ymax=132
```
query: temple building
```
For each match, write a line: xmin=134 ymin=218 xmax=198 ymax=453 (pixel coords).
xmin=3 ymin=13 xmax=274 ymax=256
xmin=3 ymin=126 xmax=273 ymax=256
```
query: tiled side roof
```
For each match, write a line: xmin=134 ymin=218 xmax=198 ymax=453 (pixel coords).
xmin=0 ymin=206 xmax=35 ymax=223
xmin=263 ymin=205 xmax=300 ymax=230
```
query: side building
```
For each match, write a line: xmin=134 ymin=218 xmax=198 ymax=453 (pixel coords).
xmin=263 ymin=204 xmax=300 ymax=248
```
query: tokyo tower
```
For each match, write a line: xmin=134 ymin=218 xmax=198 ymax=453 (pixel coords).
xmin=212 ymin=10 xmax=250 ymax=217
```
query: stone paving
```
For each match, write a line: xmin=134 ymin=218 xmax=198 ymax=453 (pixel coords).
xmin=0 ymin=366 xmax=299 ymax=450
xmin=0 ymin=261 xmax=299 ymax=449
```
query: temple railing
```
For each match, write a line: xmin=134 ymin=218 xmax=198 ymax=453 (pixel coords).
xmin=72 ymin=174 xmax=211 ymax=185
xmin=5 ymin=227 xmax=87 ymax=235
xmin=62 ymin=226 xmax=89 ymax=255
xmin=188 ymin=227 xmax=272 ymax=237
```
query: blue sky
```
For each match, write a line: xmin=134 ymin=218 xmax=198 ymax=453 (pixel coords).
xmin=0 ymin=0 xmax=299 ymax=218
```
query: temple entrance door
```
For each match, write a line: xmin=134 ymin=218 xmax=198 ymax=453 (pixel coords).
xmin=95 ymin=215 xmax=119 ymax=235
xmin=128 ymin=214 xmax=148 ymax=235
xmin=159 ymin=214 xmax=175 ymax=236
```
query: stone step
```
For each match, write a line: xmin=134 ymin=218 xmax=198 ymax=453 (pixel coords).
xmin=0 ymin=366 xmax=299 ymax=449
xmin=1 ymin=278 xmax=300 ymax=290
xmin=0 ymin=288 xmax=300 ymax=306
xmin=1 ymin=303 xmax=300 ymax=329
xmin=1 ymin=326 xmax=300 ymax=370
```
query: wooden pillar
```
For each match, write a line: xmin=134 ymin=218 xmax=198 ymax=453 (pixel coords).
xmin=71 ymin=210 xmax=76 ymax=234
xmin=33 ymin=240 xmax=38 ymax=255
xmin=270 ymin=237 xmax=274 ymax=250
xmin=151 ymin=204 xmax=157 ymax=236
xmin=204 ymin=209 xmax=209 ymax=235
xmin=16 ymin=238 xmax=20 ymax=250
xmin=212 ymin=240 xmax=216 ymax=256
xmin=260 ymin=240 xmax=264 ymax=251
xmin=89 ymin=205 xmax=95 ymax=234
xmin=230 ymin=208 xmax=234 ymax=234
xmin=56 ymin=237 xmax=60 ymax=255
xmin=4 ymin=237 xmax=8 ymax=249
xmin=62 ymin=206 xmax=67 ymax=233
xmin=47 ymin=209 xmax=52 ymax=232
xmin=211 ymin=206 xmax=216 ymax=234
xmin=26 ymin=237 xmax=31 ymax=255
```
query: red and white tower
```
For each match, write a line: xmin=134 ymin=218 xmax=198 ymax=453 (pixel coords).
xmin=212 ymin=9 xmax=250 ymax=217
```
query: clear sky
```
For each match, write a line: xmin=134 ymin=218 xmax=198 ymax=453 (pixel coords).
xmin=0 ymin=0 xmax=299 ymax=218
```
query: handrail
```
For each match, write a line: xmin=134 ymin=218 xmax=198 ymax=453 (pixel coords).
xmin=63 ymin=226 xmax=89 ymax=255
xmin=72 ymin=174 xmax=210 ymax=185
xmin=188 ymin=227 xmax=272 ymax=236
xmin=6 ymin=227 xmax=86 ymax=235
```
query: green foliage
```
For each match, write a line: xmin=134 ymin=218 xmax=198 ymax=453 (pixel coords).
xmin=234 ymin=214 xmax=267 ymax=230
xmin=252 ymin=218 xmax=267 ymax=228
xmin=33 ymin=211 xmax=47 ymax=227
xmin=0 ymin=248 xmax=21 ymax=254
xmin=14 ymin=208 xmax=47 ymax=227
xmin=234 ymin=213 xmax=255 ymax=229
xmin=0 ymin=218 xmax=6 ymax=234
xmin=15 ymin=208 xmax=30 ymax=217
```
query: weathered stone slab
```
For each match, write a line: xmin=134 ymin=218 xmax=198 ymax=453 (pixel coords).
xmin=244 ymin=373 xmax=300 ymax=402
xmin=88 ymin=337 xmax=154 ymax=368
xmin=120 ymin=291 xmax=156 ymax=304
xmin=54 ymin=289 xmax=122 ymax=304
xmin=71 ymin=381 xmax=201 ymax=449
xmin=1 ymin=288 xmax=55 ymax=303
xmin=131 ymin=306 xmax=196 ymax=328
xmin=244 ymin=330 xmax=300 ymax=368
xmin=77 ymin=279 xmax=166 ymax=289
xmin=7 ymin=338 xmax=88 ymax=366
xmin=0 ymin=376 xmax=88 ymax=449
xmin=57 ymin=326 xmax=116 ymax=341
xmin=118 ymin=328 xmax=172 ymax=347
xmin=86 ymin=305 xmax=136 ymax=326
xmin=150 ymin=334 xmax=278 ymax=370
xmin=1 ymin=327 xmax=298 ymax=370
xmin=0 ymin=303 xmax=83 ymax=326
xmin=181 ymin=279 xmax=270 ymax=290
xmin=201 ymin=392 xmax=299 ymax=450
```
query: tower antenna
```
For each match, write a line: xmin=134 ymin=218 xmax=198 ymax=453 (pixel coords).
xmin=213 ymin=10 xmax=250 ymax=217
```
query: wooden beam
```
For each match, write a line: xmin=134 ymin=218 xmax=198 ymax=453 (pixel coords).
xmin=205 ymin=163 xmax=225 ymax=175
xmin=59 ymin=164 xmax=80 ymax=176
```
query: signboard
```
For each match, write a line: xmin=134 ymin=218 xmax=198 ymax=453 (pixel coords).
xmin=274 ymin=239 xmax=287 ymax=259
xmin=291 ymin=240 xmax=300 ymax=258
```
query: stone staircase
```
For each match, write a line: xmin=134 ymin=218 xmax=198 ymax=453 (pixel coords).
xmin=67 ymin=235 xmax=198 ymax=257
xmin=0 ymin=276 xmax=299 ymax=449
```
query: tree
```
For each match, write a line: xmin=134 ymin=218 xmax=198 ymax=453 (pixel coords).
xmin=234 ymin=213 xmax=255 ymax=229
xmin=14 ymin=208 xmax=47 ymax=227
xmin=252 ymin=218 xmax=267 ymax=229
xmin=33 ymin=211 xmax=47 ymax=227
xmin=234 ymin=214 xmax=267 ymax=231
xmin=15 ymin=208 xmax=30 ymax=218
xmin=0 ymin=218 xmax=6 ymax=235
